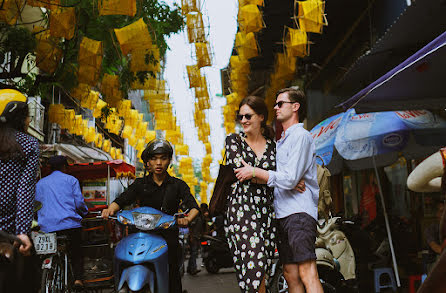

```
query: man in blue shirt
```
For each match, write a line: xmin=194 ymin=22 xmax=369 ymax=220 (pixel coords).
xmin=235 ymin=88 xmax=323 ymax=293
xmin=36 ymin=155 xmax=88 ymax=288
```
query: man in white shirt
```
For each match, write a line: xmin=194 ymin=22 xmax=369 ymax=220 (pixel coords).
xmin=235 ymin=88 xmax=323 ymax=293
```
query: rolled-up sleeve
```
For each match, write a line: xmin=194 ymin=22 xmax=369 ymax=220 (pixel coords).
xmin=15 ymin=140 xmax=40 ymax=235
xmin=267 ymin=134 xmax=313 ymax=190
xmin=179 ymin=181 xmax=199 ymax=211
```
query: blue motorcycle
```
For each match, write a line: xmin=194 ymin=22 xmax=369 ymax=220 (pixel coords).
xmin=112 ymin=207 xmax=181 ymax=293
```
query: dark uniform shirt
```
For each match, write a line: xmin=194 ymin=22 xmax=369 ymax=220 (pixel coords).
xmin=113 ymin=172 xmax=198 ymax=293
xmin=114 ymin=173 xmax=198 ymax=215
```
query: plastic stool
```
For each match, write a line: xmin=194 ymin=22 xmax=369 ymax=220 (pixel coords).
xmin=374 ymin=267 xmax=397 ymax=292
xmin=408 ymin=274 xmax=421 ymax=293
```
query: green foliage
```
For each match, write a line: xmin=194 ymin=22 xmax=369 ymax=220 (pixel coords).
xmin=0 ymin=0 xmax=184 ymax=100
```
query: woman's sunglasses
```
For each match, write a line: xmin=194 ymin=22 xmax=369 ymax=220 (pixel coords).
xmin=236 ymin=113 xmax=255 ymax=121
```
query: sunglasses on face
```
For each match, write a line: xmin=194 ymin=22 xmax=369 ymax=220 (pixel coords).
xmin=274 ymin=101 xmax=297 ymax=108
xmin=236 ymin=113 xmax=255 ymax=121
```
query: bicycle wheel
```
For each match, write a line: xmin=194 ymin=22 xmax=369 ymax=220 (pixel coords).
xmin=40 ymin=254 xmax=65 ymax=293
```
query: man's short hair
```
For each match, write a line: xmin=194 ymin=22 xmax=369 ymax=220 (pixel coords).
xmin=48 ymin=155 xmax=68 ymax=171
xmin=276 ymin=88 xmax=307 ymax=121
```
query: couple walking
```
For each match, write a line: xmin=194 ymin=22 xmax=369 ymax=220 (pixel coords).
xmin=224 ymin=88 xmax=323 ymax=293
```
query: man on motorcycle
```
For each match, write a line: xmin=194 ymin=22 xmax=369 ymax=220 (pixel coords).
xmin=102 ymin=139 xmax=199 ymax=293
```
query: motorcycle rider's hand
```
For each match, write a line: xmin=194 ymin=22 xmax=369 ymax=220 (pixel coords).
xmin=15 ymin=234 xmax=32 ymax=256
xmin=177 ymin=217 xmax=190 ymax=227
xmin=101 ymin=208 xmax=115 ymax=219
xmin=294 ymin=179 xmax=306 ymax=193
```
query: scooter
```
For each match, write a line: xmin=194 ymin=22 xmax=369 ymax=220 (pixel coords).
xmin=200 ymin=234 xmax=233 ymax=273
xmin=268 ymin=217 xmax=358 ymax=293
xmin=112 ymin=206 xmax=182 ymax=293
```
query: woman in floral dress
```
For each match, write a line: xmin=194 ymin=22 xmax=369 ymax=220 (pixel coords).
xmin=224 ymin=96 xmax=276 ymax=293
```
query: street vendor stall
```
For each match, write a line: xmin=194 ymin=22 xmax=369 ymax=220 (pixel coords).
xmin=41 ymin=159 xmax=135 ymax=206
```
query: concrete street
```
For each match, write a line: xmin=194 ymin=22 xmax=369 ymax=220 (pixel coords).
xmin=182 ymin=258 xmax=240 ymax=293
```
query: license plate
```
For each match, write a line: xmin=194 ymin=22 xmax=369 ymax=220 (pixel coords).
xmin=31 ymin=232 xmax=57 ymax=255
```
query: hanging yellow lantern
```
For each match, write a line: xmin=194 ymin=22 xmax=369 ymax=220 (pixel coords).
xmin=130 ymin=46 xmax=161 ymax=73
xmin=235 ymin=32 xmax=259 ymax=60
xmin=93 ymin=99 xmax=107 ymax=118
xmin=205 ymin=142 xmax=211 ymax=154
xmin=34 ymin=27 xmax=62 ymax=74
xmin=144 ymin=130 xmax=156 ymax=143
xmin=78 ymin=37 xmax=103 ymax=86
xmin=98 ymin=0 xmax=136 ymax=17
xmin=186 ymin=65 xmax=201 ymax=88
xmin=121 ymin=125 xmax=133 ymax=139
xmin=49 ymin=8 xmax=76 ymax=40
xmin=94 ymin=133 xmax=103 ymax=148
xmin=102 ymin=139 xmax=111 ymax=153
xmin=101 ymin=74 xmax=123 ymax=107
xmin=181 ymin=0 xmax=200 ymax=15
xmin=238 ymin=4 xmax=264 ymax=34
xmin=85 ymin=126 xmax=96 ymax=143
xmin=114 ymin=18 xmax=152 ymax=55
xmin=0 ymin=0 xmax=25 ymax=25
xmin=274 ymin=52 xmax=297 ymax=80
xmin=186 ymin=13 xmax=206 ymax=43
xmin=296 ymin=0 xmax=327 ymax=34
xmin=285 ymin=27 xmax=309 ymax=57
xmin=195 ymin=42 xmax=211 ymax=68
xmin=230 ymin=56 xmax=250 ymax=75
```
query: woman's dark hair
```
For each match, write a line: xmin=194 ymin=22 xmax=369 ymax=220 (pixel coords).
xmin=238 ymin=96 xmax=275 ymax=140
xmin=276 ymin=88 xmax=307 ymax=122
xmin=0 ymin=104 xmax=29 ymax=160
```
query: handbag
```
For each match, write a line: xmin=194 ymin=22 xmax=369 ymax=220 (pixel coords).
xmin=209 ymin=149 xmax=237 ymax=217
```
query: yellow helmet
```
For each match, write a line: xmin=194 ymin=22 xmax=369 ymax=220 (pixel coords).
xmin=0 ymin=89 xmax=27 ymax=123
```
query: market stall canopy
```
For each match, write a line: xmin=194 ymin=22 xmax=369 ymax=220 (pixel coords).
xmin=66 ymin=160 xmax=135 ymax=180
xmin=41 ymin=160 xmax=135 ymax=180
xmin=41 ymin=143 xmax=112 ymax=162
xmin=338 ymin=31 xmax=446 ymax=113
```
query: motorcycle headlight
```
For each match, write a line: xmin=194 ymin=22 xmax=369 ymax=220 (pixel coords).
xmin=132 ymin=212 xmax=162 ymax=230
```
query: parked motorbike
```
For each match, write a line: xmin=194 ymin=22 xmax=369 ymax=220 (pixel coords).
xmin=112 ymin=207 xmax=183 ymax=293
xmin=200 ymin=234 xmax=233 ymax=274
xmin=268 ymin=217 xmax=358 ymax=293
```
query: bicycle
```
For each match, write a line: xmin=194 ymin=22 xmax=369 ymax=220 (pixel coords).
xmin=32 ymin=231 xmax=75 ymax=293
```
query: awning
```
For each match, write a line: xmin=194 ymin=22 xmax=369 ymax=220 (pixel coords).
xmin=42 ymin=160 xmax=136 ymax=181
xmin=338 ymin=30 xmax=446 ymax=113
xmin=41 ymin=143 xmax=112 ymax=163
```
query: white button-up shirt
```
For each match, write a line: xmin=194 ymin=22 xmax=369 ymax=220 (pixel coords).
xmin=267 ymin=123 xmax=319 ymax=220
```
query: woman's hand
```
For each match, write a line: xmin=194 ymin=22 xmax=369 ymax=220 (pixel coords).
xmin=294 ymin=180 xmax=306 ymax=193
xmin=177 ymin=217 xmax=190 ymax=227
xmin=16 ymin=234 xmax=32 ymax=256
xmin=235 ymin=160 xmax=254 ymax=182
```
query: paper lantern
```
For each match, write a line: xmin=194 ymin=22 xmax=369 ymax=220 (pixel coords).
xmin=230 ymin=56 xmax=250 ymax=75
xmin=114 ymin=18 xmax=152 ymax=55
xmin=129 ymin=46 xmax=161 ymax=73
xmin=117 ymin=99 xmax=132 ymax=117
xmin=274 ymin=53 xmax=297 ymax=80
xmin=195 ymin=42 xmax=211 ymax=68
xmin=0 ymin=0 xmax=25 ymax=25
xmin=78 ymin=37 xmax=103 ymax=86
xmin=186 ymin=13 xmax=206 ymax=43
xmin=93 ymin=99 xmax=107 ymax=118
xmin=235 ymin=32 xmax=259 ymax=60
xmin=49 ymin=8 xmax=76 ymax=40
xmin=85 ymin=126 xmax=96 ymax=143
xmin=101 ymin=74 xmax=123 ymax=107
xmin=285 ymin=27 xmax=309 ymax=57
xmin=98 ymin=0 xmax=136 ymax=16
xmin=34 ymin=27 xmax=62 ymax=74
xmin=238 ymin=4 xmax=264 ymax=34
xmin=181 ymin=0 xmax=200 ymax=15
xmin=296 ymin=0 xmax=327 ymax=34
xmin=94 ymin=133 xmax=103 ymax=148
xmin=186 ymin=65 xmax=201 ymax=88
xmin=102 ymin=139 xmax=111 ymax=153
xmin=144 ymin=131 xmax=156 ymax=144
xmin=121 ymin=125 xmax=133 ymax=139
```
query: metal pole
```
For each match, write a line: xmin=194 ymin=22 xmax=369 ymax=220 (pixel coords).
xmin=107 ymin=165 xmax=111 ymax=205
xmin=372 ymin=154 xmax=401 ymax=287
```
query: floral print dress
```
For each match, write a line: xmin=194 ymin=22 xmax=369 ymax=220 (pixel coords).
xmin=224 ymin=132 xmax=277 ymax=293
